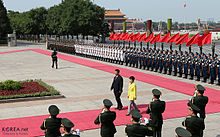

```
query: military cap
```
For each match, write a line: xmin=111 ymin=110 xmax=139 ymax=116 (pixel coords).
xmin=191 ymin=53 xmax=194 ymax=56
xmin=215 ymin=54 xmax=218 ymax=57
xmin=175 ymin=127 xmax=192 ymax=137
xmin=208 ymin=53 xmax=211 ymax=56
xmin=188 ymin=101 xmax=200 ymax=113
xmin=195 ymin=84 xmax=206 ymax=93
xmin=130 ymin=109 xmax=142 ymax=119
xmin=48 ymin=105 xmax=60 ymax=116
xmin=103 ymin=99 xmax=113 ymax=107
xmin=61 ymin=118 xmax=74 ymax=128
xmin=152 ymin=89 xmax=162 ymax=96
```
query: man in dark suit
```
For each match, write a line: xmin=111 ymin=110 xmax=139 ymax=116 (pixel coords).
xmin=188 ymin=84 xmax=208 ymax=119
xmin=94 ymin=99 xmax=117 ymax=137
xmin=110 ymin=69 xmax=123 ymax=110
xmin=182 ymin=102 xmax=205 ymax=137
xmin=40 ymin=105 xmax=62 ymax=137
xmin=125 ymin=109 xmax=153 ymax=137
xmin=146 ymin=89 xmax=166 ymax=137
xmin=51 ymin=49 xmax=58 ymax=69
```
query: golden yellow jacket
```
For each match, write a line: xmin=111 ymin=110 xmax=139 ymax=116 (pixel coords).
xmin=128 ymin=83 xmax=137 ymax=100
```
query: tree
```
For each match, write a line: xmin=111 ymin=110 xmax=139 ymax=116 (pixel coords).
xmin=0 ymin=0 xmax=10 ymax=41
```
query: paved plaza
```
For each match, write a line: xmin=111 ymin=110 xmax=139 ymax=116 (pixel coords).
xmin=0 ymin=43 xmax=219 ymax=137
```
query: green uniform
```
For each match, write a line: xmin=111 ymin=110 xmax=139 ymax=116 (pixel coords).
xmin=94 ymin=111 xmax=117 ymax=137
xmin=125 ymin=123 xmax=153 ymax=137
xmin=182 ymin=116 xmax=205 ymax=137
xmin=146 ymin=99 xmax=166 ymax=137
xmin=191 ymin=95 xmax=208 ymax=119
xmin=40 ymin=117 xmax=62 ymax=137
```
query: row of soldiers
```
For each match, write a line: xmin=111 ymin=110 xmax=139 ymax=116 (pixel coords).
xmin=41 ymin=84 xmax=208 ymax=137
xmin=47 ymin=42 xmax=220 ymax=85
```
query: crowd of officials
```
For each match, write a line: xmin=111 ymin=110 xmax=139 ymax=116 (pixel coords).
xmin=48 ymin=41 xmax=220 ymax=86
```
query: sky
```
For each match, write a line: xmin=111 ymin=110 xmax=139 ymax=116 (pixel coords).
xmin=3 ymin=0 xmax=220 ymax=23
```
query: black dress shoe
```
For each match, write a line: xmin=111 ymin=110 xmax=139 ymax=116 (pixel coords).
xmin=118 ymin=108 xmax=122 ymax=110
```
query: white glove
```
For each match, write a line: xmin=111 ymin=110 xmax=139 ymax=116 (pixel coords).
xmin=76 ymin=129 xmax=80 ymax=136
xmin=197 ymin=113 xmax=200 ymax=118
xmin=144 ymin=118 xmax=149 ymax=124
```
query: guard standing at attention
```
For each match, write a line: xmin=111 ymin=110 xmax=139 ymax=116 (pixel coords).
xmin=125 ymin=109 xmax=153 ymax=137
xmin=182 ymin=102 xmax=205 ymax=137
xmin=51 ymin=49 xmax=58 ymax=69
xmin=189 ymin=84 xmax=208 ymax=119
xmin=94 ymin=99 xmax=117 ymax=137
xmin=146 ymin=89 xmax=166 ymax=137
xmin=40 ymin=105 xmax=62 ymax=137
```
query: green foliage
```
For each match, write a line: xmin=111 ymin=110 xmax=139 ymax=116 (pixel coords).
xmin=0 ymin=0 xmax=11 ymax=40
xmin=8 ymin=0 xmax=108 ymax=38
xmin=0 ymin=80 xmax=22 ymax=91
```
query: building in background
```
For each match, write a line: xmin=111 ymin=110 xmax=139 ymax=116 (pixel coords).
xmin=104 ymin=9 xmax=128 ymax=23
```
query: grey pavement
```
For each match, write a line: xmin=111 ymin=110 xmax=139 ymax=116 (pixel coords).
xmin=0 ymin=43 xmax=219 ymax=137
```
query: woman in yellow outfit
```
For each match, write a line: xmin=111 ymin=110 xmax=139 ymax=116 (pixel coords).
xmin=126 ymin=76 xmax=139 ymax=116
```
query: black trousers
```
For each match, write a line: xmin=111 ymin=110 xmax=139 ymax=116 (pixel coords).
xmin=52 ymin=60 xmax=58 ymax=69
xmin=114 ymin=90 xmax=123 ymax=109
xmin=152 ymin=125 xmax=162 ymax=137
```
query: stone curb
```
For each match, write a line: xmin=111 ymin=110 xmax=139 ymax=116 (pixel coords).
xmin=0 ymin=95 xmax=65 ymax=104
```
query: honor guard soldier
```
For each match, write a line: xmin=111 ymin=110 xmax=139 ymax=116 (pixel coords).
xmin=154 ymin=51 xmax=159 ymax=72
xmin=189 ymin=53 xmax=195 ymax=80
xmin=94 ymin=99 xmax=117 ymax=137
xmin=178 ymin=51 xmax=183 ymax=77
xmin=125 ymin=109 xmax=153 ymax=137
xmin=146 ymin=89 xmax=166 ymax=137
xmin=167 ymin=51 xmax=173 ymax=75
xmin=209 ymin=56 xmax=216 ymax=84
xmin=189 ymin=84 xmax=208 ymax=119
xmin=158 ymin=51 xmax=164 ymax=73
xmin=163 ymin=51 xmax=168 ymax=74
xmin=182 ymin=102 xmax=205 ymax=137
xmin=217 ymin=59 xmax=220 ymax=85
xmin=40 ymin=105 xmax=62 ymax=137
xmin=183 ymin=52 xmax=190 ymax=79
xmin=175 ymin=127 xmax=192 ymax=137
xmin=202 ymin=55 xmax=209 ymax=82
xmin=195 ymin=54 xmax=201 ymax=81
xmin=51 ymin=49 xmax=58 ymax=69
xmin=60 ymin=118 xmax=80 ymax=137
xmin=173 ymin=51 xmax=178 ymax=76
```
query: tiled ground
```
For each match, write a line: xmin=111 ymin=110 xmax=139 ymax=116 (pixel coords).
xmin=0 ymin=43 xmax=219 ymax=137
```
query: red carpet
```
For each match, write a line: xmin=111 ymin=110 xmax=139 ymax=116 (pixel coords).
xmin=0 ymin=49 xmax=220 ymax=137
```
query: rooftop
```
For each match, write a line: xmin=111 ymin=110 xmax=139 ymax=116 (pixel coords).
xmin=105 ymin=9 xmax=126 ymax=16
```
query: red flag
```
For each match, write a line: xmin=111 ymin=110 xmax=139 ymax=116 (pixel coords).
xmin=186 ymin=33 xmax=199 ymax=46
xmin=176 ymin=33 xmax=189 ymax=45
xmin=109 ymin=32 xmax=114 ymax=40
xmin=144 ymin=33 xmax=154 ymax=42
xmin=125 ymin=33 xmax=133 ymax=41
xmin=116 ymin=33 xmax=123 ymax=41
xmin=158 ymin=32 xmax=170 ymax=43
xmin=167 ymin=33 xmax=180 ymax=43
xmin=131 ymin=33 xmax=140 ymax=42
xmin=121 ymin=32 xmax=129 ymax=41
xmin=137 ymin=33 xmax=146 ymax=42
xmin=138 ymin=33 xmax=147 ymax=41
xmin=198 ymin=33 xmax=212 ymax=46
xmin=150 ymin=33 xmax=161 ymax=44
xmin=184 ymin=4 xmax=186 ymax=8
xmin=112 ymin=33 xmax=118 ymax=41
